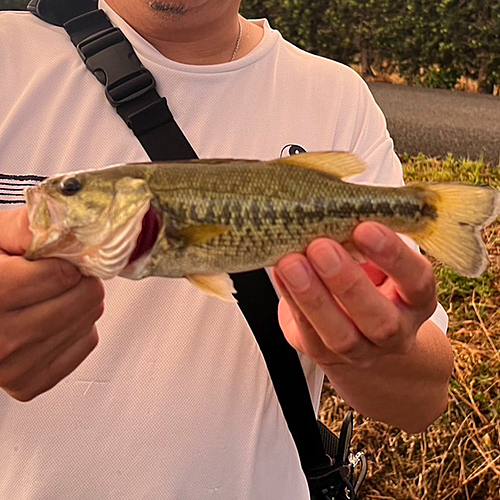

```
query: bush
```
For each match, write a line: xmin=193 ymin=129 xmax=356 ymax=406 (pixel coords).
xmin=241 ymin=0 xmax=500 ymax=93
xmin=3 ymin=0 xmax=498 ymax=92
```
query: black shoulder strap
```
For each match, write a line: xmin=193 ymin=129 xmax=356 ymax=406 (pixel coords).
xmin=28 ymin=0 xmax=196 ymax=161
xmin=28 ymin=0 xmax=331 ymax=476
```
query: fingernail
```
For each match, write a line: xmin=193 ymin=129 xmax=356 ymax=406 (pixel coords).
xmin=279 ymin=260 xmax=311 ymax=292
xmin=309 ymin=241 xmax=341 ymax=277
xmin=356 ymin=224 xmax=386 ymax=253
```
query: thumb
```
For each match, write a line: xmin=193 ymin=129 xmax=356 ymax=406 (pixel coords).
xmin=0 ymin=207 xmax=33 ymax=255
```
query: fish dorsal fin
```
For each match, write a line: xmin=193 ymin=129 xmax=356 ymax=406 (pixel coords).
xmin=187 ymin=273 xmax=237 ymax=302
xmin=177 ymin=224 xmax=229 ymax=246
xmin=277 ymin=152 xmax=366 ymax=179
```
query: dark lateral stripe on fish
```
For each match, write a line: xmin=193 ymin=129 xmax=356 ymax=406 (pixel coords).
xmin=420 ymin=203 xmax=438 ymax=219
xmin=164 ymin=197 xmax=438 ymax=234
xmin=322 ymin=200 xmax=438 ymax=220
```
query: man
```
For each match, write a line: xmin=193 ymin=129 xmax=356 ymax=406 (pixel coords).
xmin=0 ymin=0 xmax=453 ymax=498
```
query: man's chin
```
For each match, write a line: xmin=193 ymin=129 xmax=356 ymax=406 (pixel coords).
xmin=148 ymin=1 xmax=188 ymax=16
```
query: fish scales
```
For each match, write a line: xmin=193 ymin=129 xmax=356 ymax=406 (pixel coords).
xmin=24 ymin=152 xmax=500 ymax=300
xmin=141 ymin=162 xmax=434 ymax=276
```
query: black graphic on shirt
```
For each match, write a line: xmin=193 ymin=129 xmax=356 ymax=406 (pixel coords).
xmin=280 ymin=144 xmax=307 ymax=157
xmin=0 ymin=173 xmax=45 ymax=205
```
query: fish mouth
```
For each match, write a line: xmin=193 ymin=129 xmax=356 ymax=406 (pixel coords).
xmin=24 ymin=186 xmax=77 ymax=260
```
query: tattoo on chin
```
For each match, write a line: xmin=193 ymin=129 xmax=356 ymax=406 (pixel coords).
xmin=148 ymin=1 xmax=188 ymax=15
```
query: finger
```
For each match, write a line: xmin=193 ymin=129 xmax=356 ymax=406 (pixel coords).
xmin=15 ymin=276 xmax=105 ymax=342
xmin=0 ymin=303 xmax=103 ymax=393
xmin=353 ymin=222 xmax=437 ymax=311
xmin=274 ymin=270 xmax=335 ymax=365
xmin=38 ymin=325 xmax=100 ymax=400
xmin=0 ymin=256 xmax=82 ymax=310
xmin=0 ymin=207 xmax=33 ymax=255
xmin=274 ymin=254 xmax=377 ymax=365
xmin=306 ymin=238 xmax=411 ymax=352
xmin=5 ymin=326 xmax=99 ymax=402
xmin=0 ymin=277 xmax=103 ymax=365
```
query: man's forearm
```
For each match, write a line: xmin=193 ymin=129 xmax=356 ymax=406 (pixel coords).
xmin=322 ymin=320 xmax=454 ymax=434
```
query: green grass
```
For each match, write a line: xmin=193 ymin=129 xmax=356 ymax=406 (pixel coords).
xmin=402 ymin=153 xmax=500 ymax=187
xmin=320 ymin=153 xmax=500 ymax=500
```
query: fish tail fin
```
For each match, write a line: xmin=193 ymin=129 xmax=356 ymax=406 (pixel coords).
xmin=410 ymin=183 xmax=500 ymax=277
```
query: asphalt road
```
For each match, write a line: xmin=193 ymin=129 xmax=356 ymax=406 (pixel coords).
xmin=367 ymin=82 xmax=500 ymax=164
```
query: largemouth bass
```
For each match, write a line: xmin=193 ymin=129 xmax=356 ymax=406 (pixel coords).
xmin=24 ymin=152 xmax=500 ymax=301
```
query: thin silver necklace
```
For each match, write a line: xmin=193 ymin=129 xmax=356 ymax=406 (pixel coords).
xmin=230 ymin=18 xmax=243 ymax=62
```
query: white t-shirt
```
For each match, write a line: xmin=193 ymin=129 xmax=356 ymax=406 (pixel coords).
xmin=0 ymin=2 xmax=448 ymax=498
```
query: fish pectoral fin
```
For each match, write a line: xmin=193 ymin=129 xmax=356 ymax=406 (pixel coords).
xmin=277 ymin=152 xmax=366 ymax=179
xmin=187 ymin=273 xmax=237 ymax=302
xmin=178 ymin=224 xmax=229 ymax=246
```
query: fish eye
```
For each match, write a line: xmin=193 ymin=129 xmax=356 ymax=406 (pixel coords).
xmin=60 ymin=177 xmax=83 ymax=196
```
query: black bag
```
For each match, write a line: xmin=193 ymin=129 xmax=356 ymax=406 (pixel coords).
xmin=28 ymin=1 xmax=368 ymax=497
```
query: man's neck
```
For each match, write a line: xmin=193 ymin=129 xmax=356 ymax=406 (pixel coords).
xmin=105 ymin=0 xmax=263 ymax=65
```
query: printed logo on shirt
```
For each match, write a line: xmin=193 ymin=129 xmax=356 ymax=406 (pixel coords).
xmin=280 ymin=144 xmax=307 ymax=157
xmin=0 ymin=173 xmax=45 ymax=206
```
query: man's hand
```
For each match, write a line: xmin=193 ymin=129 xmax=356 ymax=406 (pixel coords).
xmin=0 ymin=208 xmax=104 ymax=401
xmin=274 ymin=221 xmax=437 ymax=368
xmin=273 ymin=221 xmax=453 ymax=433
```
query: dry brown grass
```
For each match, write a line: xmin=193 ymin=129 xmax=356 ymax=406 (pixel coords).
xmin=319 ymin=155 xmax=500 ymax=500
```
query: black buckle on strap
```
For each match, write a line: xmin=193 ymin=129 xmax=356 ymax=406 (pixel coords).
xmin=127 ymin=98 xmax=173 ymax=134
xmin=76 ymin=26 xmax=155 ymax=106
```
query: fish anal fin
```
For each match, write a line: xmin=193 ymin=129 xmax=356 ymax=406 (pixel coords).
xmin=276 ymin=152 xmax=366 ymax=179
xmin=187 ymin=273 xmax=237 ymax=302
xmin=178 ymin=224 xmax=229 ymax=246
